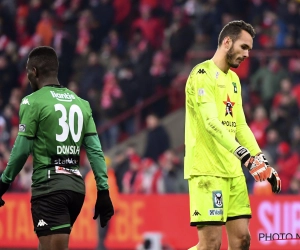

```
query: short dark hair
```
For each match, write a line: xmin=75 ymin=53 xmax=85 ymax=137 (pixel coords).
xmin=28 ymin=46 xmax=59 ymax=77
xmin=218 ymin=20 xmax=255 ymax=46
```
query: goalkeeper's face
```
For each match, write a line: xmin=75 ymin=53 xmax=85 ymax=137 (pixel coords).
xmin=226 ymin=30 xmax=253 ymax=68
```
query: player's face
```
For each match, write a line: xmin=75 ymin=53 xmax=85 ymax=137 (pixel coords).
xmin=226 ymin=30 xmax=253 ymax=68
xmin=26 ymin=59 xmax=39 ymax=92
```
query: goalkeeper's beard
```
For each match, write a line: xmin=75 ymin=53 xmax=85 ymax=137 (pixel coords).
xmin=226 ymin=45 xmax=242 ymax=68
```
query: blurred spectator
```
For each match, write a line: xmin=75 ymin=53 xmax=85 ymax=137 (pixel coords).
xmin=35 ymin=10 xmax=53 ymax=46
xmin=288 ymin=172 xmax=300 ymax=194
xmin=290 ymin=124 xmax=300 ymax=153
xmin=89 ymin=0 xmax=115 ymax=51
xmin=142 ymin=50 xmax=172 ymax=117
xmin=132 ymin=3 xmax=165 ymax=49
xmin=165 ymin=7 xmax=195 ymax=62
xmin=270 ymin=91 xmax=299 ymax=142
xmin=143 ymin=114 xmax=170 ymax=161
xmin=100 ymin=71 xmax=126 ymax=150
xmin=249 ymin=105 xmax=269 ymax=148
xmin=251 ymin=57 xmax=289 ymax=114
xmin=262 ymin=127 xmax=281 ymax=164
xmin=114 ymin=143 xmax=138 ymax=192
xmin=275 ymin=141 xmax=300 ymax=193
xmin=122 ymin=154 xmax=142 ymax=194
xmin=154 ymin=150 xmax=187 ymax=193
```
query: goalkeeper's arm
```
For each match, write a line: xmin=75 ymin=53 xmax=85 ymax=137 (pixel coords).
xmin=198 ymin=102 xmax=281 ymax=192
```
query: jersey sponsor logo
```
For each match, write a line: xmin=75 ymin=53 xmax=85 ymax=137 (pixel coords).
xmin=213 ymin=191 xmax=223 ymax=208
xmin=50 ymin=91 xmax=75 ymax=102
xmin=232 ymin=82 xmax=238 ymax=93
xmin=55 ymin=166 xmax=82 ymax=177
xmin=198 ymin=88 xmax=205 ymax=96
xmin=37 ymin=219 xmax=48 ymax=227
xmin=221 ymin=121 xmax=236 ymax=127
xmin=21 ymin=98 xmax=30 ymax=105
xmin=217 ymin=84 xmax=225 ymax=88
xmin=51 ymin=155 xmax=80 ymax=166
xmin=57 ymin=145 xmax=80 ymax=155
xmin=208 ymin=209 xmax=223 ymax=216
xmin=223 ymin=94 xmax=235 ymax=117
xmin=19 ymin=124 xmax=26 ymax=132
xmin=197 ymin=68 xmax=206 ymax=74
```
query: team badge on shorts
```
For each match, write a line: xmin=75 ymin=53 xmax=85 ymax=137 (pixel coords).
xmin=212 ymin=191 xmax=223 ymax=208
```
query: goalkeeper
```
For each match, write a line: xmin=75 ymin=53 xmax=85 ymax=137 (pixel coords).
xmin=0 ymin=46 xmax=114 ymax=250
xmin=184 ymin=21 xmax=281 ymax=250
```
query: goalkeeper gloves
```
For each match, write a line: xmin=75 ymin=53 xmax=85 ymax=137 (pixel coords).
xmin=0 ymin=178 xmax=10 ymax=207
xmin=93 ymin=189 xmax=114 ymax=227
xmin=234 ymin=147 xmax=281 ymax=193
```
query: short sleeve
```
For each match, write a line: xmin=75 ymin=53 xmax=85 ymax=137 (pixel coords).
xmin=193 ymin=68 xmax=215 ymax=104
xmin=18 ymin=97 xmax=39 ymax=137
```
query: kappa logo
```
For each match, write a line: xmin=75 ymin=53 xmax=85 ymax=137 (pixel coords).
xmin=21 ymin=98 xmax=30 ymax=105
xmin=197 ymin=68 xmax=206 ymax=74
xmin=193 ymin=210 xmax=201 ymax=216
xmin=37 ymin=219 xmax=48 ymax=227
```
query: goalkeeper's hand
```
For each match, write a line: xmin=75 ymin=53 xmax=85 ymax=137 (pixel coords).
xmin=234 ymin=147 xmax=281 ymax=193
xmin=234 ymin=146 xmax=270 ymax=181
xmin=253 ymin=153 xmax=281 ymax=193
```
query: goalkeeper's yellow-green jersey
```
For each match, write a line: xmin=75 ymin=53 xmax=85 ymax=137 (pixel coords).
xmin=184 ymin=59 xmax=261 ymax=179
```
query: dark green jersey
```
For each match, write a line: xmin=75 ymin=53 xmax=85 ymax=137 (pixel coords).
xmin=18 ymin=85 xmax=97 ymax=196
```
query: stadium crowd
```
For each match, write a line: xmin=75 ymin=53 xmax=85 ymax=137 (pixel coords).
xmin=1 ymin=0 xmax=300 ymax=195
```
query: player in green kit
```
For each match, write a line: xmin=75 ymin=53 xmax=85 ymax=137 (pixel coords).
xmin=0 ymin=46 xmax=114 ymax=250
xmin=185 ymin=21 xmax=281 ymax=250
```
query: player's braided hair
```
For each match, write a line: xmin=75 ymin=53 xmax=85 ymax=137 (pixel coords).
xmin=28 ymin=46 xmax=59 ymax=77
xmin=218 ymin=20 xmax=256 ymax=46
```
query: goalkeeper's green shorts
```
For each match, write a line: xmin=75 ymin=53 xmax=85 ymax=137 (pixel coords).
xmin=188 ymin=175 xmax=251 ymax=226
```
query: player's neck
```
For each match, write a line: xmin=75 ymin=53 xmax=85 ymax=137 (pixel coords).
xmin=211 ymin=50 xmax=230 ymax=74
xmin=39 ymin=77 xmax=60 ymax=88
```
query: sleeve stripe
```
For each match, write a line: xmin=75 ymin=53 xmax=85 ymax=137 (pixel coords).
xmin=84 ymin=133 xmax=97 ymax=137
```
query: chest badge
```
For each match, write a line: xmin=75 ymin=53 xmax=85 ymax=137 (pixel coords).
xmin=223 ymin=95 xmax=235 ymax=117
xmin=232 ymin=82 xmax=237 ymax=93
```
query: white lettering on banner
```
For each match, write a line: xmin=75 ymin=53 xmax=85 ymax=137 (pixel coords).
xmin=257 ymin=201 xmax=300 ymax=245
xmin=57 ymin=145 xmax=80 ymax=154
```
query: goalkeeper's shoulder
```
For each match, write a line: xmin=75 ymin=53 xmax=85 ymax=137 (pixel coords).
xmin=188 ymin=60 xmax=215 ymax=84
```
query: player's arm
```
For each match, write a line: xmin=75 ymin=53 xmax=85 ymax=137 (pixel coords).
xmin=1 ymin=135 xmax=33 ymax=184
xmin=235 ymin=86 xmax=281 ymax=192
xmin=0 ymin=136 xmax=33 ymax=206
xmin=82 ymin=107 xmax=114 ymax=227
xmin=82 ymin=134 xmax=108 ymax=191
xmin=235 ymin=103 xmax=260 ymax=155
xmin=0 ymin=96 xmax=37 ymax=206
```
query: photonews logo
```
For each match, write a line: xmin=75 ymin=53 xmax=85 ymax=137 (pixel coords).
xmin=259 ymin=233 xmax=300 ymax=242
